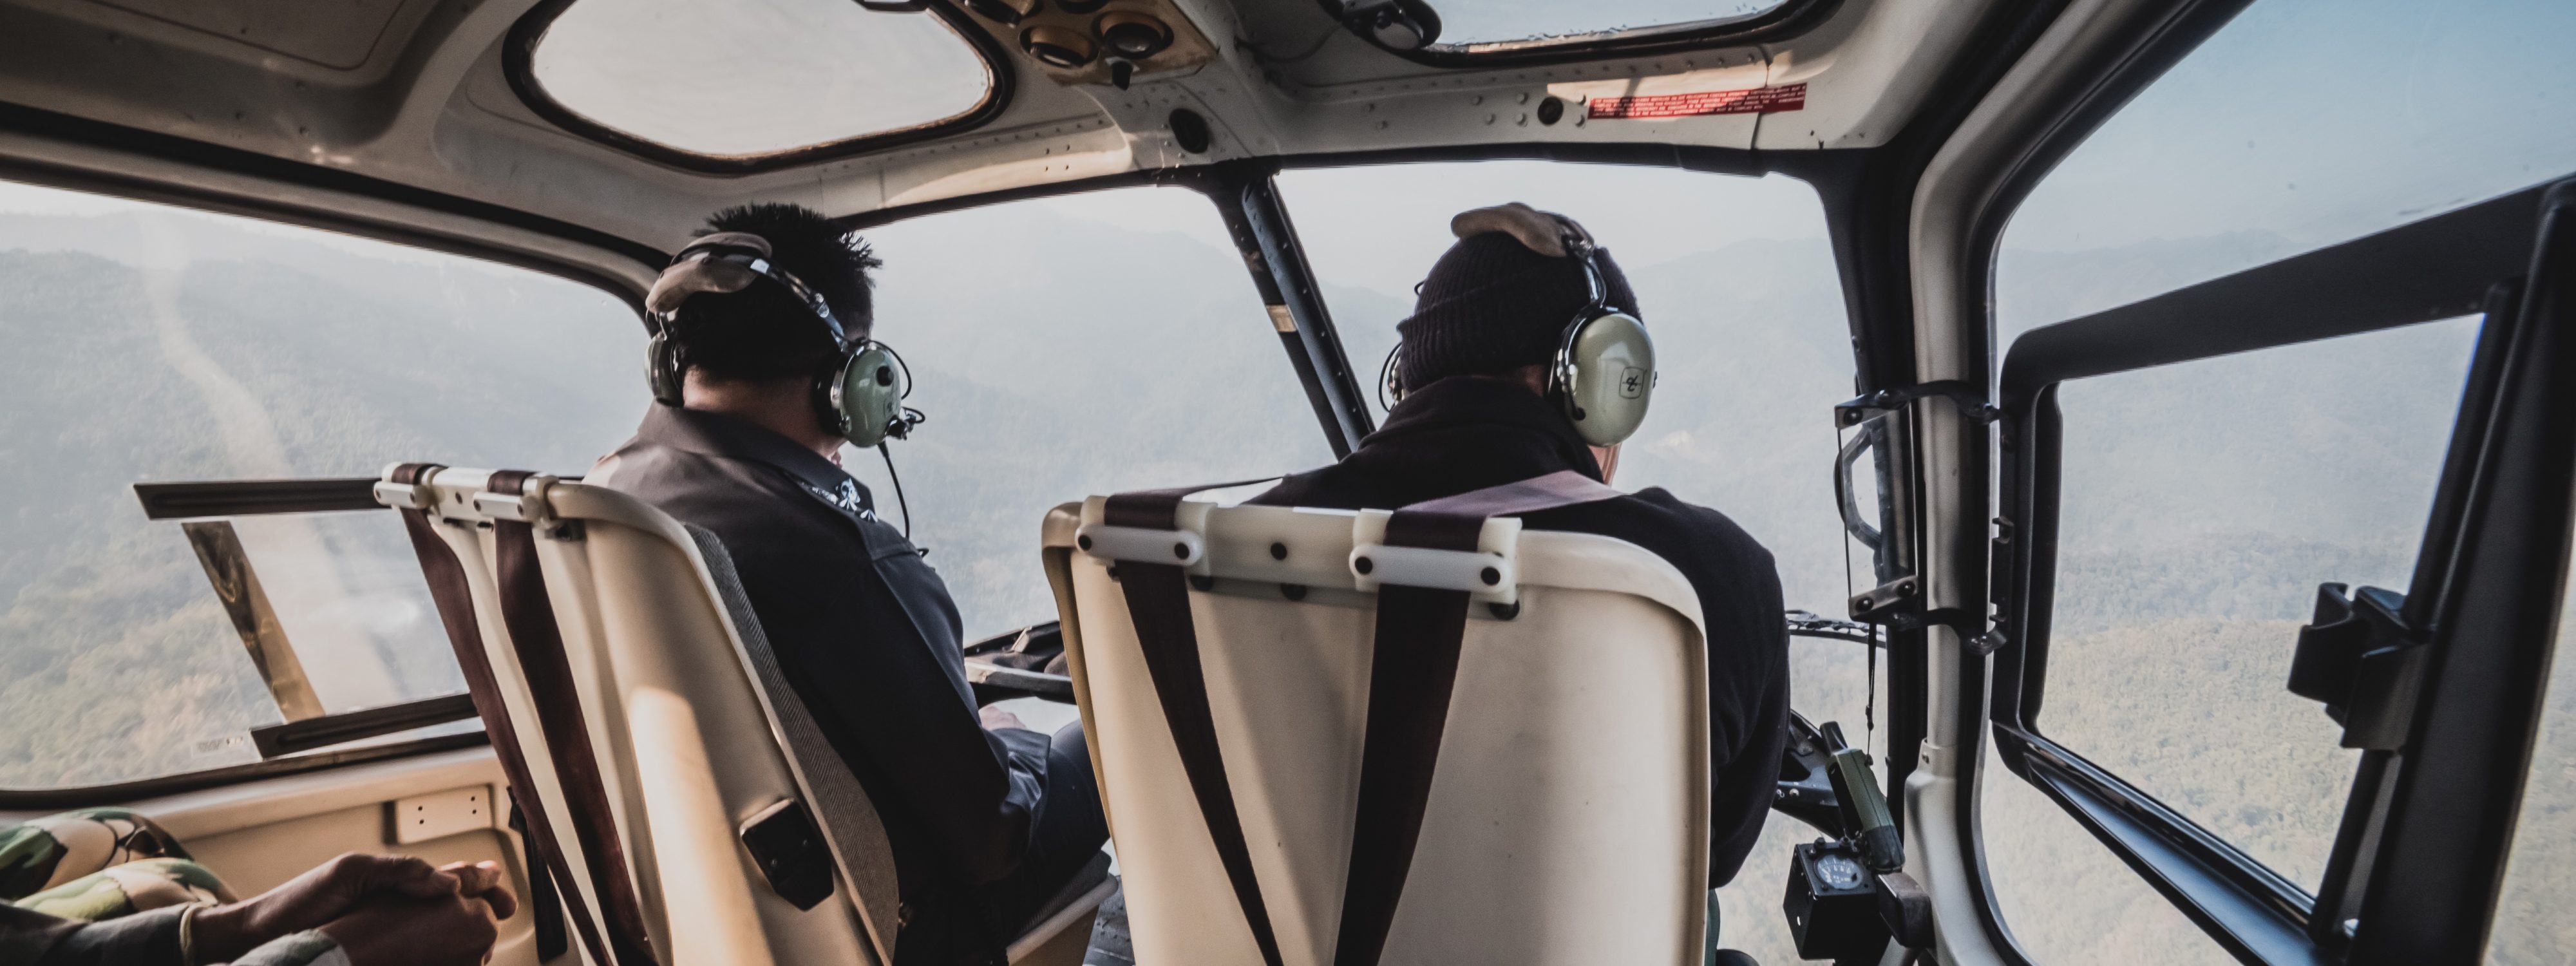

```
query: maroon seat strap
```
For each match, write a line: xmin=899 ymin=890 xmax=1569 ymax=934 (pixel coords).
xmin=1331 ymin=469 xmax=1622 ymax=966
xmin=486 ymin=470 xmax=659 ymax=966
xmin=1102 ymin=480 xmax=1289 ymax=966
xmin=388 ymin=464 xmax=614 ymax=966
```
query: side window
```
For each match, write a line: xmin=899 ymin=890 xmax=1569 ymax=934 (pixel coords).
xmin=1982 ymin=321 xmax=2476 ymax=962
xmin=1276 ymin=162 xmax=1864 ymax=965
xmin=2035 ymin=320 xmax=2471 ymax=883
xmin=1985 ymin=0 xmax=2576 ymax=958
xmin=0 ymin=181 xmax=643 ymax=788
xmin=849 ymin=187 xmax=1334 ymax=639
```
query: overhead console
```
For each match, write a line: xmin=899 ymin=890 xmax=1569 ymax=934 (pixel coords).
xmin=955 ymin=0 xmax=1218 ymax=88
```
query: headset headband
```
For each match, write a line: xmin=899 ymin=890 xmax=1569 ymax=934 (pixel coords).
xmin=647 ymin=231 xmax=852 ymax=348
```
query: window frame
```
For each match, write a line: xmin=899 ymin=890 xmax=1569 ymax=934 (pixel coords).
xmin=1307 ymin=0 xmax=1839 ymax=69
xmin=502 ymin=0 xmax=1017 ymax=175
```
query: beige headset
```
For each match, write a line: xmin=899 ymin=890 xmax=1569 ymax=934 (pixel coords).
xmin=1381 ymin=207 xmax=1657 ymax=446
xmin=645 ymin=232 xmax=922 ymax=448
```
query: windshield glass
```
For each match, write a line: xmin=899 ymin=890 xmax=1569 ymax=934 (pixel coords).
xmin=1428 ymin=0 xmax=1793 ymax=47
xmin=527 ymin=0 xmax=993 ymax=158
xmin=0 ymin=181 xmax=641 ymax=788
xmin=850 ymin=187 xmax=1334 ymax=641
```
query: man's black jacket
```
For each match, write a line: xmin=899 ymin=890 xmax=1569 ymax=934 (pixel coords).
xmin=1249 ymin=376 xmax=1791 ymax=886
xmin=595 ymin=405 xmax=1049 ymax=958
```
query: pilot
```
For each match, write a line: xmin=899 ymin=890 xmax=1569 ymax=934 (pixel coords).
xmin=592 ymin=204 xmax=1105 ymax=965
xmin=1249 ymin=204 xmax=1792 ymax=892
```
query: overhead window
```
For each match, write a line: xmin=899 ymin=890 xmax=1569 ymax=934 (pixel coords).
xmin=1425 ymin=0 xmax=1794 ymax=49
xmin=520 ymin=0 xmax=997 ymax=162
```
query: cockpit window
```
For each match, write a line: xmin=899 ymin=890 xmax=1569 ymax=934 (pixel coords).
xmin=519 ymin=0 xmax=998 ymax=164
xmin=850 ymin=187 xmax=1335 ymax=641
xmin=0 ymin=180 xmax=641 ymax=790
xmin=1427 ymin=0 xmax=1795 ymax=50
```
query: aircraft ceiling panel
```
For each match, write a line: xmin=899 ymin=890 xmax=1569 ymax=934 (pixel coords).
xmin=86 ymin=0 xmax=413 ymax=70
xmin=0 ymin=0 xmax=2001 ymax=285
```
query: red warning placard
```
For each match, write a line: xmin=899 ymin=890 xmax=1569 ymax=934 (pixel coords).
xmin=1588 ymin=82 xmax=1807 ymax=120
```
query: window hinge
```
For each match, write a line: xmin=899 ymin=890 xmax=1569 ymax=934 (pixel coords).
xmin=2286 ymin=583 xmax=2428 ymax=750
xmin=1848 ymin=576 xmax=2005 ymax=652
xmin=1835 ymin=379 xmax=2002 ymax=427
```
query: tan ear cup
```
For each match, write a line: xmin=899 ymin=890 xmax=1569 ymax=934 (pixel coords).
xmin=1557 ymin=311 xmax=1655 ymax=447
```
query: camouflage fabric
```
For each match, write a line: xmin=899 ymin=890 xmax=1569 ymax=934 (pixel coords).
xmin=234 ymin=928 xmax=349 ymax=966
xmin=0 ymin=811 xmax=347 ymax=966
xmin=1 ymin=810 xmax=236 ymax=921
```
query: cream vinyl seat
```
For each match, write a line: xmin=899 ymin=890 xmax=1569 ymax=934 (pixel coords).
xmin=377 ymin=466 xmax=1108 ymax=966
xmin=1040 ymin=491 xmax=1712 ymax=966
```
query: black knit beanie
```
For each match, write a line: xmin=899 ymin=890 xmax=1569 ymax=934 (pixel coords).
xmin=1394 ymin=229 xmax=1640 ymax=392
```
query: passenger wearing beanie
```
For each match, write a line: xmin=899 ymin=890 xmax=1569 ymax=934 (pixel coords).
xmin=1249 ymin=204 xmax=1792 ymax=895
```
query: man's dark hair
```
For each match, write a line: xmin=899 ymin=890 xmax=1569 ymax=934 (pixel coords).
xmin=665 ymin=202 xmax=882 ymax=383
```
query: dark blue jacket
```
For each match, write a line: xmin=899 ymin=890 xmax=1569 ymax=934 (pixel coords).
xmin=598 ymin=404 xmax=1047 ymax=962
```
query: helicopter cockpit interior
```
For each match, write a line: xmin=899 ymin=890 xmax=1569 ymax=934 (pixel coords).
xmin=1 ymin=1 xmax=2571 ymax=964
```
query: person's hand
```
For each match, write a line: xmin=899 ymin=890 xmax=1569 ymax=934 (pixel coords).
xmin=438 ymin=861 xmax=518 ymax=922
xmin=979 ymin=705 xmax=1027 ymax=731
xmin=193 ymin=854 xmax=464 ymax=962
xmin=317 ymin=878 xmax=514 ymax=966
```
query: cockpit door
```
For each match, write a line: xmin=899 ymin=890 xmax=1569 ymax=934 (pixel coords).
xmin=1985 ymin=179 xmax=2576 ymax=964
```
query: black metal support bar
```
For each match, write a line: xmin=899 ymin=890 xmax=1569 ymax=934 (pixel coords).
xmin=2352 ymin=181 xmax=2576 ymax=965
xmin=135 ymin=478 xmax=383 ymax=519
xmin=1835 ymin=379 xmax=2000 ymax=425
xmin=1996 ymin=727 xmax=2325 ymax=966
xmin=2000 ymin=181 xmax=2548 ymax=411
xmin=1786 ymin=609 xmax=1888 ymax=649
xmin=2309 ymin=278 xmax=2523 ymax=951
xmin=249 ymin=693 xmax=480 ymax=759
xmin=1186 ymin=163 xmax=1376 ymax=457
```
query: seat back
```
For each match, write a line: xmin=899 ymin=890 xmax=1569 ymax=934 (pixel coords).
xmin=381 ymin=467 xmax=891 ymax=966
xmin=1042 ymin=496 xmax=1711 ymax=966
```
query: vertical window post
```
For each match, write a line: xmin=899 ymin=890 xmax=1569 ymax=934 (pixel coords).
xmin=1188 ymin=163 xmax=1376 ymax=458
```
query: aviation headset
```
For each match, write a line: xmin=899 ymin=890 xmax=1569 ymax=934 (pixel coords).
xmin=645 ymin=231 xmax=924 ymax=449
xmin=1379 ymin=212 xmax=1658 ymax=448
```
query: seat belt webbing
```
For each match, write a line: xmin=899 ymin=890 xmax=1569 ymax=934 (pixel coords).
xmin=486 ymin=470 xmax=659 ymax=966
xmin=1104 ymin=480 xmax=1292 ymax=966
xmin=390 ymin=463 xmax=616 ymax=966
xmin=1330 ymin=469 xmax=1622 ymax=966
xmin=687 ymin=526 xmax=904 ymax=963
xmin=1103 ymin=471 xmax=1620 ymax=966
